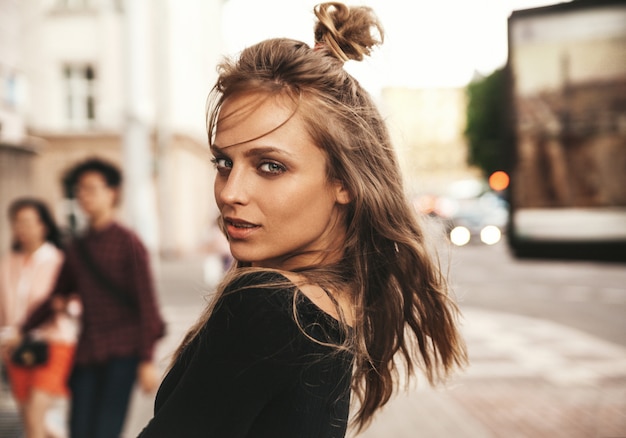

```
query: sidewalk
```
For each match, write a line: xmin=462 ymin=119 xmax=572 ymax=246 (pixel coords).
xmin=0 ymin=388 xmax=21 ymax=438
xmin=358 ymin=308 xmax=626 ymax=438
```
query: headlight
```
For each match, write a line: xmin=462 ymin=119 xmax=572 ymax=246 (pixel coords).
xmin=450 ymin=226 xmax=471 ymax=246
xmin=480 ymin=225 xmax=501 ymax=245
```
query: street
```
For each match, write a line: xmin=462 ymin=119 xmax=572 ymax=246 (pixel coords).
xmin=2 ymin=240 xmax=625 ymax=437
xmin=447 ymin=241 xmax=626 ymax=348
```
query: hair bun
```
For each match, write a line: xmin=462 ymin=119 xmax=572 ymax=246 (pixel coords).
xmin=313 ymin=2 xmax=384 ymax=63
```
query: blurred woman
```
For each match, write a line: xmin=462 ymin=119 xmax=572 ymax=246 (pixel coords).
xmin=0 ymin=198 xmax=78 ymax=438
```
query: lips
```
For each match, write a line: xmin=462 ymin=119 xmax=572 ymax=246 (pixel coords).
xmin=224 ymin=217 xmax=260 ymax=240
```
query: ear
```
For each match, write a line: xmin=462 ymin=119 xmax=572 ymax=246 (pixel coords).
xmin=333 ymin=180 xmax=351 ymax=205
xmin=110 ymin=188 xmax=122 ymax=207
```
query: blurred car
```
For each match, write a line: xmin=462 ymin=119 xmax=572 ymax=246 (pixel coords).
xmin=416 ymin=179 xmax=509 ymax=246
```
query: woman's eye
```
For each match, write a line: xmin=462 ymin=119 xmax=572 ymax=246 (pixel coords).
xmin=259 ymin=162 xmax=286 ymax=175
xmin=211 ymin=157 xmax=232 ymax=170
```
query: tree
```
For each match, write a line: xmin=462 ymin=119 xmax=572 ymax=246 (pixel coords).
xmin=464 ymin=67 xmax=509 ymax=178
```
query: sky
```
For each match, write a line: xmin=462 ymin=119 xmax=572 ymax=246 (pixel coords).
xmin=222 ymin=0 xmax=565 ymax=94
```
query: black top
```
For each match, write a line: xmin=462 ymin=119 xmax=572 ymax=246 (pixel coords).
xmin=139 ymin=272 xmax=353 ymax=438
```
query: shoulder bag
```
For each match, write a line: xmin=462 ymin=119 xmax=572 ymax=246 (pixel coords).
xmin=75 ymin=238 xmax=137 ymax=310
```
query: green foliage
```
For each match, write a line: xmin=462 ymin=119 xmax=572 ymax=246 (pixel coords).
xmin=464 ymin=67 xmax=508 ymax=177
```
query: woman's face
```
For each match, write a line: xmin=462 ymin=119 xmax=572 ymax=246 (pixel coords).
xmin=212 ymin=92 xmax=350 ymax=270
xmin=12 ymin=207 xmax=47 ymax=250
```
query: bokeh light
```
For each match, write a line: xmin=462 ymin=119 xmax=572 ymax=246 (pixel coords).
xmin=489 ymin=171 xmax=510 ymax=191
xmin=480 ymin=225 xmax=502 ymax=245
xmin=450 ymin=226 xmax=471 ymax=246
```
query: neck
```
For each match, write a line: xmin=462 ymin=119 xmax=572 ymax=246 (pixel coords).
xmin=255 ymin=244 xmax=345 ymax=271
xmin=21 ymin=240 xmax=44 ymax=256
xmin=89 ymin=211 xmax=115 ymax=230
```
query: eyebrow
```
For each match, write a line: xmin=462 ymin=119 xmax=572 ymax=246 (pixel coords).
xmin=211 ymin=145 xmax=293 ymax=158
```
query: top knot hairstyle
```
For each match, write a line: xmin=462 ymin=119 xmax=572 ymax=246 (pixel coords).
xmin=313 ymin=2 xmax=383 ymax=62
xmin=199 ymin=2 xmax=467 ymax=432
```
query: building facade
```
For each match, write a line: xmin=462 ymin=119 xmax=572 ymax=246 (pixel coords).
xmin=381 ymin=86 xmax=481 ymax=198
xmin=3 ymin=0 xmax=224 ymax=256
xmin=0 ymin=0 xmax=36 ymax=252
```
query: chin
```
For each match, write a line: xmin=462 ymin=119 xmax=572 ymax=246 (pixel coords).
xmin=229 ymin=246 xmax=290 ymax=269
xmin=228 ymin=249 xmax=252 ymax=265
xmin=228 ymin=244 xmax=256 ymax=264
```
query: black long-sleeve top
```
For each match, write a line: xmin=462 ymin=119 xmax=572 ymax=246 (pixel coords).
xmin=139 ymin=272 xmax=354 ymax=438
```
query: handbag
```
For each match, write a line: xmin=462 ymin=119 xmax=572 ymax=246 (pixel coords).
xmin=11 ymin=336 xmax=49 ymax=368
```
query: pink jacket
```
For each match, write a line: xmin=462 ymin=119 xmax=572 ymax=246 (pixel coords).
xmin=0 ymin=242 xmax=78 ymax=344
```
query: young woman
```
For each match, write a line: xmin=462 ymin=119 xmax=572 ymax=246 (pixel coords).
xmin=0 ymin=198 xmax=78 ymax=438
xmin=140 ymin=3 xmax=467 ymax=437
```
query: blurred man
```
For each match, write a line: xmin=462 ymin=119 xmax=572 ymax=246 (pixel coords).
xmin=23 ymin=157 xmax=165 ymax=438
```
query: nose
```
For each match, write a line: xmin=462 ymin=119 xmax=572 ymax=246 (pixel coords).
xmin=215 ymin=166 xmax=250 ymax=206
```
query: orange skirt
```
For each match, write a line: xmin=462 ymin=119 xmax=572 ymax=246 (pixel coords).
xmin=5 ymin=341 xmax=75 ymax=403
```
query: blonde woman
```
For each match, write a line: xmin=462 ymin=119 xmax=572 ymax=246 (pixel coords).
xmin=140 ymin=3 xmax=467 ymax=437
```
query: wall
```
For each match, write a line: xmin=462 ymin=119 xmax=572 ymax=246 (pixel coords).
xmin=381 ymin=87 xmax=480 ymax=197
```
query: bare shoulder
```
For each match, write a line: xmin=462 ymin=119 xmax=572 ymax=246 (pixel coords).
xmin=279 ymin=272 xmax=355 ymax=327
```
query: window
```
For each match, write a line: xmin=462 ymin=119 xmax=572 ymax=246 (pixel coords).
xmin=56 ymin=0 xmax=93 ymax=10
xmin=64 ymin=64 xmax=96 ymax=129
xmin=1 ymin=70 xmax=16 ymax=108
xmin=1 ymin=69 xmax=26 ymax=111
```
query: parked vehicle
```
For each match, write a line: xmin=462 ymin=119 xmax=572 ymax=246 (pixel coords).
xmin=505 ymin=0 xmax=626 ymax=261
xmin=418 ymin=179 xmax=509 ymax=247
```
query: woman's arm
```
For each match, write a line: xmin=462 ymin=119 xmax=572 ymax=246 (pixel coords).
xmin=21 ymin=256 xmax=75 ymax=333
xmin=24 ymin=251 xmax=64 ymax=318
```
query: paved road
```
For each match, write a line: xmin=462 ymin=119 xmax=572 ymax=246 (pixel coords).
xmin=445 ymin=241 xmax=626 ymax=347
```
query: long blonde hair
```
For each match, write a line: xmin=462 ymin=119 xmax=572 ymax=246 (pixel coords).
xmin=181 ymin=2 xmax=467 ymax=431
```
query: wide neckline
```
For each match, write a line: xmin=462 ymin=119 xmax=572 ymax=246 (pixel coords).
xmin=273 ymin=273 xmax=354 ymax=330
